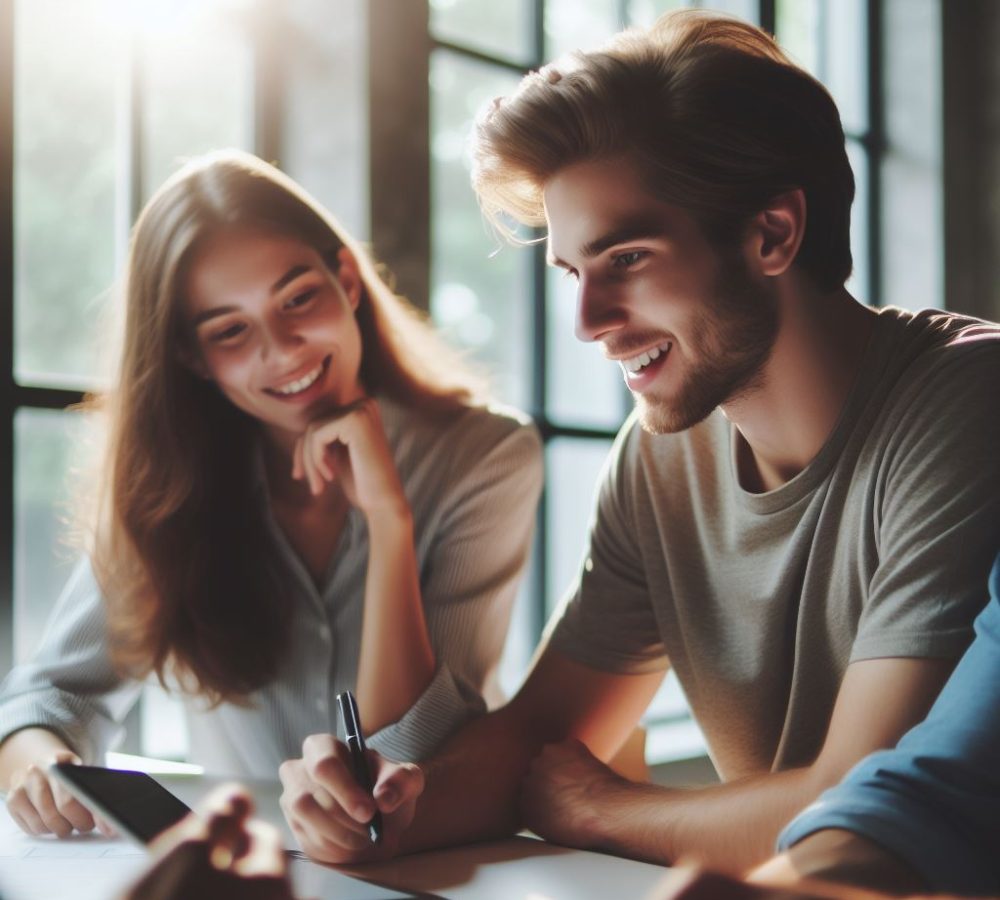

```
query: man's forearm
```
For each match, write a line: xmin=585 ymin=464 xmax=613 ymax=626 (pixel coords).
xmin=751 ymin=830 xmax=927 ymax=896
xmin=593 ymin=765 xmax=829 ymax=872
xmin=395 ymin=704 xmax=543 ymax=854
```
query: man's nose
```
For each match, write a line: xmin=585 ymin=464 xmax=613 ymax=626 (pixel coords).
xmin=574 ymin=276 xmax=627 ymax=343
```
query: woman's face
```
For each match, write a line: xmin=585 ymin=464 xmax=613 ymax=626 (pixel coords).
xmin=182 ymin=228 xmax=365 ymax=446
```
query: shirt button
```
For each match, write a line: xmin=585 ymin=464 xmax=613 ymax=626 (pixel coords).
xmin=316 ymin=696 xmax=326 ymax=712
xmin=319 ymin=625 xmax=331 ymax=641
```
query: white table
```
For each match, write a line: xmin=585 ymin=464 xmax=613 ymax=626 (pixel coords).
xmin=0 ymin=760 xmax=670 ymax=900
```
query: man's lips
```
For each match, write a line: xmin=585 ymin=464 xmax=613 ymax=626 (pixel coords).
xmin=614 ymin=342 xmax=672 ymax=392
xmin=613 ymin=340 xmax=672 ymax=374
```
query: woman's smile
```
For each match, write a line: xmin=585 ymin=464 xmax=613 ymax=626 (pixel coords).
xmin=264 ymin=355 xmax=332 ymax=401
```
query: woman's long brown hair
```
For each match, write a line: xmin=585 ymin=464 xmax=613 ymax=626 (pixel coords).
xmin=88 ymin=150 xmax=485 ymax=703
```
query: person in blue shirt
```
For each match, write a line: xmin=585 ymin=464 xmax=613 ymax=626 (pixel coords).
xmin=656 ymin=551 xmax=1000 ymax=898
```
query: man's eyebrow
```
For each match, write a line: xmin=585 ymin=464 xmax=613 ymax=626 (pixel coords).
xmin=547 ymin=218 xmax=666 ymax=268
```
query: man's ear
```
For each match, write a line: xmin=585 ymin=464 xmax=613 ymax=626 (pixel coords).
xmin=333 ymin=246 xmax=362 ymax=311
xmin=744 ymin=188 xmax=806 ymax=278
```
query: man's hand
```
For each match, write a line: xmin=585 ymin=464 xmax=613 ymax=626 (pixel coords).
xmin=122 ymin=784 xmax=293 ymax=900
xmin=520 ymin=738 xmax=630 ymax=851
xmin=279 ymin=734 xmax=424 ymax=864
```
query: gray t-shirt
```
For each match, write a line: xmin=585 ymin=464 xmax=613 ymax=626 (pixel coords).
xmin=0 ymin=398 xmax=543 ymax=775
xmin=550 ymin=307 xmax=1000 ymax=780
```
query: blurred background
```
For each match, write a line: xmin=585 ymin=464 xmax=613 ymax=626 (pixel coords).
xmin=0 ymin=0 xmax=997 ymax=777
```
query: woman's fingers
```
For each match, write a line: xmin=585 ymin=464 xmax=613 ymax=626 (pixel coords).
xmin=50 ymin=776 xmax=99 ymax=833
xmin=21 ymin=764 xmax=77 ymax=837
xmin=7 ymin=793 xmax=47 ymax=836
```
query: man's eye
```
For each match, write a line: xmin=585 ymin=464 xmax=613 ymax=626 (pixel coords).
xmin=612 ymin=250 xmax=647 ymax=269
xmin=560 ymin=267 xmax=578 ymax=281
xmin=284 ymin=288 xmax=318 ymax=310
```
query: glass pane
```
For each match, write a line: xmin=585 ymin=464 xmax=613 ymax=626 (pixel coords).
xmin=497 ymin=551 xmax=540 ymax=700
xmin=430 ymin=0 xmax=534 ymax=64
xmin=546 ymin=437 xmax=614 ymax=616
xmin=823 ymin=0 xmax=867 ymax=136
xmin=430 ymin=51 xmax=532 ymax=410
xmin=545 ymin=0 xmax=619 ymax=60
xmin=546 ymin=268 xmax=630 ymax=429
xmin=643 ymin=671 xmax=707 ymax=760
xmin=776 ymin=0 xmax=819 ymax=75
xmin=693 ymin=0 xmax=757 ymax=23
xmin=14 ymin=0 xmax=121 ymax=388
xmin=629 ymin=0 xmax=690 ymax=29
xmin=14 ymin=410 xmax=93 ymax=662
xmin=846 ymin=139 xmax=870 ymax=304
xmin=140 ymin=8 xmax=253 ymax=199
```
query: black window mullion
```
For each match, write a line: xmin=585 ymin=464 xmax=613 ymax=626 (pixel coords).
xmin=865 ymin=0 xmax=883 ymax=306
xmin=1 ymin=0 xmax=15 ymax=676
xmin=432 ymin=38 xmax=532 ymax=74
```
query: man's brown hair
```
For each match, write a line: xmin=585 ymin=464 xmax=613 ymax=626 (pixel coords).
xmin=472 ymin=10 xmax=854 ymax=289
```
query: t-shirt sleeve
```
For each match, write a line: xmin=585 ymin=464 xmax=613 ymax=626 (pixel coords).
xmin=371 ymin=414 xmax=543 ymax=760
xmin=851 ymin=344 xmax=1000 ymax=662
xmin=547 ymin=418 xmax=669 ymax=674
xmin=0 ymin=558 xmax=141 ymax=763
xmin=779 ymin=556 xmax=1000 ymax=897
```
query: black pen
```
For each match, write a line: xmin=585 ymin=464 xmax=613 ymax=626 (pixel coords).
xmin=336 ymin=690 xmax=383 ymax=845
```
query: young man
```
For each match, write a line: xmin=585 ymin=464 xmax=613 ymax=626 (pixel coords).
xmin=277 ymin=11 xmax=1000 ymax=871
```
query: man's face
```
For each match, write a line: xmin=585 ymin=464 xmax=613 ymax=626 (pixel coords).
xmin=543 ymin=157 xmax=779 ymax=434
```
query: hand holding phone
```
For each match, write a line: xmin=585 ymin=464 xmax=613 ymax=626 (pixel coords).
xmin=0 ymin=729 xmax=115 ymax=838
xmin=49 ymin=763 xmax=192 ymax=846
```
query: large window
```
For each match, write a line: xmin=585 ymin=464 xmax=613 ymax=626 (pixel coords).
xmin=427 ymin=0 xmax=884 ymax=762
xmin=2 ymin=0 xmax=257 ymax=752
xmin=0 ymin=0 xmax=939 ymax=769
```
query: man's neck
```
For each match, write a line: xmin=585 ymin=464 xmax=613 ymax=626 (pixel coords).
xmin=722 ymin=281 xmax=877 ymax=493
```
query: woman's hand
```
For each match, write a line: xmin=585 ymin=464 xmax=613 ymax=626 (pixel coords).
xmin=1 ymin=730 xmax=115 ymax=838
xmin=292 ymin=398 xmax=408 ymax=518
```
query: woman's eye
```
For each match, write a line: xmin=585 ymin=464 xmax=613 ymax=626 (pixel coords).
xmin=284 ymin=288 xmax=318 ymax=310
xmin=207 ymin=323 xmax=246 ymax=344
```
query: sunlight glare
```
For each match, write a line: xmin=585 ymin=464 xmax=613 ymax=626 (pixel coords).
xmin=104 ymin=0 xmax=254 ymax=42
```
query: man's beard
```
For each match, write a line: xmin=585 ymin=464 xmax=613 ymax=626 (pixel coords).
xmin=637 ymin=255 xmax=779 ymax=435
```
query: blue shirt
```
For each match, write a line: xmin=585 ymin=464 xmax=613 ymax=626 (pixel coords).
xmin=778 ymin=554 xmax=1000 ymax=895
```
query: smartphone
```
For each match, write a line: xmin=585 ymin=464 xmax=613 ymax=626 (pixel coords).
xmin=49 ymin=763 xmax=192 ymax=846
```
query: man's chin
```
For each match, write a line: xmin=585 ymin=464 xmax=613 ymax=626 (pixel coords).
xmin=635 ymin=391 xmax=716 ymax=436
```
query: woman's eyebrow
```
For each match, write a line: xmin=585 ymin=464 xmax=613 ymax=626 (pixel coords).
xmin=270 ymin=263 xmax=313 ymax=293
xmin=192 ymin=305 xmax=238 ymax=327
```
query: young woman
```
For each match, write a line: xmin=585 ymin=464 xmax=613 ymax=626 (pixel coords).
xmin=0 ymin=150 xmax=542 ymax=838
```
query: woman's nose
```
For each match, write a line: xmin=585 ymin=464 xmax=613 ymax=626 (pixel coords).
xmin=260 ymin=319 xmax=304 ymax=361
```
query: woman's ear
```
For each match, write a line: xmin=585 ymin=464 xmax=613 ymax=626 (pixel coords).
xmin=744 ymin=188 xmax=806 ymax=278
xmin=334 ymin=246 xmax=363 ymax=311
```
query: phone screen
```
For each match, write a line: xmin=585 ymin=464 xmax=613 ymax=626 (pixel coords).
xmin=50 ymin=764 xmax=192 ymax=845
